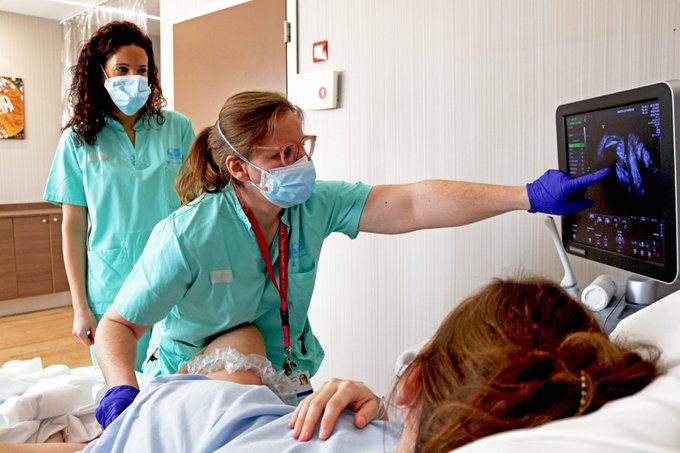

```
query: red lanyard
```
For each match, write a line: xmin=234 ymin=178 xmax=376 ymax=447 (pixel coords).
xmin=235 ymin=188 xmax=297 ymax=374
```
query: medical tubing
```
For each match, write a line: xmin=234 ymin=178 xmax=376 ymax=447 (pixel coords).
xmin=186 ymin=347 xmax=298 ymax=405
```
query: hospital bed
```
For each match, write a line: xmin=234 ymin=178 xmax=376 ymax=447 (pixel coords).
xmin=2 ymin=290 xmax=680 ymax=450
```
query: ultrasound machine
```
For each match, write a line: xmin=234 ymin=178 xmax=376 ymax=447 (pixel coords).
xmin=555 ymin=81 xmax=680 ymax=332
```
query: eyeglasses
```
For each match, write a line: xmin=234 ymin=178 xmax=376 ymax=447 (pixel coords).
xmin=253 ymin=135 xmax=316 ymax=167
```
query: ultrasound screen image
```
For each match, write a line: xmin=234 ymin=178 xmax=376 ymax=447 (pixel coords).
xmin=565 ymin=99 xmax=664 ymax=264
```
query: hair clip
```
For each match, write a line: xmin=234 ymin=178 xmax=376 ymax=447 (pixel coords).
xmin=577 ymin=369 xmax=589 ymax=415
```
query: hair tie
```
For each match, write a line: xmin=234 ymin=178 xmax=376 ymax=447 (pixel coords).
xmin=577 ymin=369 xmax=589 ymax=415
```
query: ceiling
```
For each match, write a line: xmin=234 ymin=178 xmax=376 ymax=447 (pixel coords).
xmin=0 ymin=0 xmax=160 ymax=33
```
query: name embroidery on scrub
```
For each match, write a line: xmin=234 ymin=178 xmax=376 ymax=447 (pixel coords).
xmin=288 ymin=240 xmax=308 ymax=269
xmin=166 ymin=147 xmax=182 ymax=164
xmin=87 ymin=151 xmax=109 ymax=161
xmin=210 ymin=270 xmax=233 ymax=284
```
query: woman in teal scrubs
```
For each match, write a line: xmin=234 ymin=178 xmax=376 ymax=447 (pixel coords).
xmin=43 ymin=21 xmax=195 ymax=370
xmin=92 ymin=91 xmax=610 ymax=428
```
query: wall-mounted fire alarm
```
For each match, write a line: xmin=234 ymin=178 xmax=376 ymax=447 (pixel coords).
xmin=313 ymin=40 xmax=328 ymax=63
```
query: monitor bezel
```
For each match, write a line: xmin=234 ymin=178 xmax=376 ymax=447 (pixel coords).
xmin=556 ymin=81 xmax=680 ymax=284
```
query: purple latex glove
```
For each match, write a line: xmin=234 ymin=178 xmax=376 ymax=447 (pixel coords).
xmin=526 ymin=168 xmax=612 ymax=215
xmin=96 ymin=385 xmax=139 ymax=429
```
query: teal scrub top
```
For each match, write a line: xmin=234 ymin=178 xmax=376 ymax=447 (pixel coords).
xmin=43 ymin=111 xmax=195 ymax=314
xmin=113 ymin=181 xmax=372 ymax=378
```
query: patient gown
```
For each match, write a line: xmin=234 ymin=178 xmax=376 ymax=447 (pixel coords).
xmin=84 ymin=375 xmax=401 ymax=452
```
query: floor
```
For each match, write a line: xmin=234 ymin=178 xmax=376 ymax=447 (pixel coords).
xmin=0 ymin=306 xmax=91 ymax=369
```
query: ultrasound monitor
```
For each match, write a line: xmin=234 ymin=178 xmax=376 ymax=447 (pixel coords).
xmin=556 ymin=81 xmax=680 ymax=329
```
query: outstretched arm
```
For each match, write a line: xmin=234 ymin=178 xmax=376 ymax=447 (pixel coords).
xmin=358 ymin=168 xmax=611 ymax=234
xmin=359 ymin=180 xmax=529 ymax=234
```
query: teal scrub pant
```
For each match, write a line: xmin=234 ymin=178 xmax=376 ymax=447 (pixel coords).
xmin=91 ymin=312 xmax=151 ymax=372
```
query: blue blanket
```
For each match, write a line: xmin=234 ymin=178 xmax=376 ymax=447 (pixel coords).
xmin=85 ymin=375 xmax=401 ymax=452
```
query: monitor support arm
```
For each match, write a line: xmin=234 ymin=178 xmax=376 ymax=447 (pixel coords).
xmin=544 ymin=216 xmax=580 ymax=300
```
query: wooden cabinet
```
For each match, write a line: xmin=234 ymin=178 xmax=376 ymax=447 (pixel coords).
xmin=0 ymin=218 xmax=18 ymax=300
xmin=0 ymin=204 xmax=69 ymax=302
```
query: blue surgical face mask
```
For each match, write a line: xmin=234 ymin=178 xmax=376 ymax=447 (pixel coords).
xmin=216 ymin=122 xmax=317 ymax=208
xmin=103 ymin=74 xmax=151 ymax=116
xmin=248 ymin=156 xmax=317 ymax=208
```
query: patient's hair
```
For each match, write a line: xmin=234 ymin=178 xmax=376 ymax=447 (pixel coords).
xmin=399 ymin=277 xmax=659 ymax=453
xmin=175 ymin=91 xmax=304 ymax=205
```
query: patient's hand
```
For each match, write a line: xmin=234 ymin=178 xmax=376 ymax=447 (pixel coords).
xmin=289 ymin=378 xmax=380 ymax=442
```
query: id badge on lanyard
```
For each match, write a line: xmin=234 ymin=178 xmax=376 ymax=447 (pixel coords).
xmin=288 ymin=370 xmax=313 ymax=402
xmin=235 ymin=188 xmax=308 ymax=378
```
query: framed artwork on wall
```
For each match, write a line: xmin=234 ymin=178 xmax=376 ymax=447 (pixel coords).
xmin=0 ymin=76 xmax=25 ymax=139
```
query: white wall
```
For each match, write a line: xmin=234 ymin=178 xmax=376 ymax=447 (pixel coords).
xmin=0 ymin=11 xmax=62 ymax=204
xmin=161 ymin=0 xmax=680 ymax=394
xmin=296 ymin=0 xmax=680 ymax=393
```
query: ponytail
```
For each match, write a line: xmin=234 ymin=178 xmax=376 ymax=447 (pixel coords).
xmin=175 ymin=126 xmax=230 ymax=205
xmin=175 ymin=91 xmax=304 ymax=205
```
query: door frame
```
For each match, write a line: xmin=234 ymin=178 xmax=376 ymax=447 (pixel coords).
xmin=160 ymin=0 xmax=298 ymax=110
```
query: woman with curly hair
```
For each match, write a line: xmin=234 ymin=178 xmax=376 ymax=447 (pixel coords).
xmin=43 ymin=21 xmax=195 ymax=370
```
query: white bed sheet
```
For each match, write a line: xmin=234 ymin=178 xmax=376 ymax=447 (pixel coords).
xmin=0 ymin=358 xmax=105 ymax=443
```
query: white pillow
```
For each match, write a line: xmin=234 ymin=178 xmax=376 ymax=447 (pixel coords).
xmin=610 ymin=288 xmax=680 ymax=368
xmin=451 ymin=289 xmax=680 ymax=453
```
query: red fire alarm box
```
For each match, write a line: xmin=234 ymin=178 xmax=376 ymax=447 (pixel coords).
xmin=313 ymin=40 xmax=328 ymax=63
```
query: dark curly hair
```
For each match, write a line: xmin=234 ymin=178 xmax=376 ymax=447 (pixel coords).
xmin=65 ymin=21 xmax=166 ymax=145
xmin=396 ymin=277 xmax=659 ymax=452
